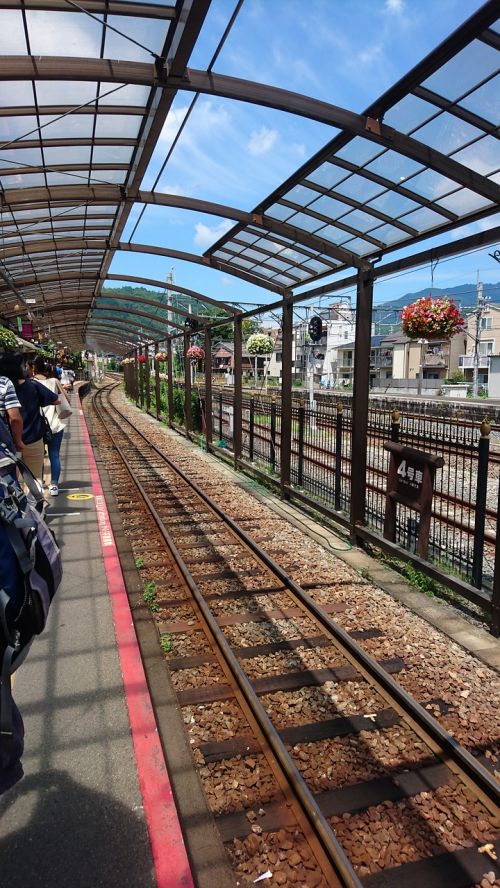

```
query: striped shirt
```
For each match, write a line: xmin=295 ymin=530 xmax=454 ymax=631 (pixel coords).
xmin=0 ymin=376 xmax=21 ymax=468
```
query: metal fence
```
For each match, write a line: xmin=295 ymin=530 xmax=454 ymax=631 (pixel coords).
xmin=208 ymin=390 xmax=496 ymax=594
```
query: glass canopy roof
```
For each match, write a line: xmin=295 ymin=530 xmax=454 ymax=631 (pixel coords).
xmin=0 ymin=0 xmax=498 ymax=352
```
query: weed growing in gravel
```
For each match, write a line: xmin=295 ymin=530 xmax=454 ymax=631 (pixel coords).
xmin=160 ymin=634 xmax=172 ymax=653
xmin=143 ymin=581 xmax=159 ymax=612
xmin=403 ymin=564 xmax=439 ymax=598
xmin=358 ymin=567 xmax=371 ymax=581
xmin=135 ymin=556 xmax=145 ymax=570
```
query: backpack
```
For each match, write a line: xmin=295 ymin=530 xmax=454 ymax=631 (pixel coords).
xmin=0 ymin=443 xmax=62 ymax=791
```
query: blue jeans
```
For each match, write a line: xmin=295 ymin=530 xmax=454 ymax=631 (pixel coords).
xmin=47 ymin=430 xmax=64 ymax=485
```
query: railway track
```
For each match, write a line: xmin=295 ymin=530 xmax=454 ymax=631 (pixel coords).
xmin=89 ymin=382 xmax=500 ymax=888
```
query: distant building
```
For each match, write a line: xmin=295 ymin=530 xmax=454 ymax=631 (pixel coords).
xmin=459 ymin=303 xmax=500 ymax=390
xmin=321 ymin=302 xmax=356 ymax=386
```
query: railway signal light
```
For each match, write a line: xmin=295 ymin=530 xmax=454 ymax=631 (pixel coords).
xmin=308 ymin=315 xmax=323 ymax=342
xmin=185 ymin=317 xmax=199 ymax=332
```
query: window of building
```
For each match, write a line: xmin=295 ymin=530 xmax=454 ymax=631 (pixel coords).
xmin=479 ymin=341 xmax=494 ymax=355
xmin=480 ymin=317 xmax=492 ymax=330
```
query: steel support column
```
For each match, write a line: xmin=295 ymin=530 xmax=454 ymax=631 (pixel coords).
xmin=166 ymin=338 xmax=174 ymax=427
xmin=154 ymin=350 xmax=161 ymax=420
xmin=280 ymin=292 xmax=293 ymax=498
xmin=184 ymin=332 xmax=192 ymax=434
xmin=349 ymin=266 xmax=374 ymax=539
xmin=233 ymin=316 xmax=243 ymax=467
xmin=204 ymin=326 xmax=213 ymax=448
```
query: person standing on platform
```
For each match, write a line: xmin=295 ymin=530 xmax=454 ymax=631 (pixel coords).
xmin=0 ymin=374 xmax=24 ymax=460
xmin=60 ymin=364 xmax=75 ymax=397
xmin=33 ymin=357 xmax=71 ymax=496
xmin=0 ymin=352 xmax=58 ymax=489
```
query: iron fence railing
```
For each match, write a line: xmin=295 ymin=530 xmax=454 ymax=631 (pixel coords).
xmin=207 ymin=391 xmax=496 ymax=593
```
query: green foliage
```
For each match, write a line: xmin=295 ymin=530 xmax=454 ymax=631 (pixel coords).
xmin=135 ymin=556 xmax=145 ymax=569
xmin=143 ymin=580 xmax=159 ymax=611
xmin=160 ymin=634 xmax=172 ymax=653
xmin=0 ymin=326 xmax=20 ymax=349
xmin=402 ymin=564 xmax=440 ymax=597
xmin=172 ymin=387 xmax=202 ymax=430
xmin=242 ymin=319 xmax=259 ymax=340
xmin=446 ymin=369 xmax=465 ymax=384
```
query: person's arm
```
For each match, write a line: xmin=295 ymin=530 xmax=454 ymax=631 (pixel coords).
xmin=6 ymin=406 xmax=23 ymax=451
xmin=34 ymin=379 xmax=60 ymax=407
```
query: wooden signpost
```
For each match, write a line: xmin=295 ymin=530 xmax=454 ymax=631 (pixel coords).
xmin=383 ymin=442 xmax=444 ymax=559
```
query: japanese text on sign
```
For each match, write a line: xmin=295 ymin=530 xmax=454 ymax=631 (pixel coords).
xmin=396 ymin=460 xmax=424 ymax=490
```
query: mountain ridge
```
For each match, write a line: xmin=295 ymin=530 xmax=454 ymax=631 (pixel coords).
xmin=375 ymin=282 xmax=500 ymax=312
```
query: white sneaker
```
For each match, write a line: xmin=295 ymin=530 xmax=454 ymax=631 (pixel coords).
xmin=49 ymin=484 xmax=59 ymax=496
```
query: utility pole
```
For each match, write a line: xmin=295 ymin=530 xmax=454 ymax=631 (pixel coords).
xmin=472 ymin=275 xmax=489 ymax=399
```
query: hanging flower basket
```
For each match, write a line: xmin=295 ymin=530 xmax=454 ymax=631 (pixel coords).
xmin=186 ymin=345 xmax=205 ymax=361
xmin=400 ymin=297 xmax=465 ymax=340
xmin=121 ymin=357 xmax=134 ymax=365
xmin=155 ymin=351 xmax=167 ymax=363
xmin=246 ymin=333 xmax=274 ymax=355
xmin=0 ymin=326 xmax=19 ymax=351
xmin=137 ymin=354 xmax=147 ymax=364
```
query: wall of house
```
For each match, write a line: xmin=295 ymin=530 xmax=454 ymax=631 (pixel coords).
xmin=392 ymin=343 xmax=407 ymax=378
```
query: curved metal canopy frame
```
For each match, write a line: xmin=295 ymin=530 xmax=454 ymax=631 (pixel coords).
xmin=0 ymin=0 xmax=498 ymax=352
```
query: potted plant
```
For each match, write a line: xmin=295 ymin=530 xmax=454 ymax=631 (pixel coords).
xmin=186 ymin=345 xmax=205 ymax=361
xmin=401 ymin=297 xmax=465 ymax=340
xmin=0 ymin=326 xmax=19 ymax=351
xmin=246 ymin=333 xmax=274 ymax=390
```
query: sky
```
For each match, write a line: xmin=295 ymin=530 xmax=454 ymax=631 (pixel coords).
xmin=108 ymin=0 xmax=500 ymax=313
xmin=4 ymin=0 xmax=497 ymax=317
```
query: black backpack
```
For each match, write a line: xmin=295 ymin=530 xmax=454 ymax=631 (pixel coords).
xmin=0 ymin=442 xmax=62 ymax=793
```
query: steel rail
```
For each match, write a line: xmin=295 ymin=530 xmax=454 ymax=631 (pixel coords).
xmin=92 ymin=383 xmax=360 ymax=888
xmin=95 ymin=382 xmax=500 ymax=816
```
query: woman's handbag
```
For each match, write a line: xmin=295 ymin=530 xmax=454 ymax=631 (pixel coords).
xmin=40 ymin=411 xmax=53 ymax=444
xmin=55 ymin=385 xmax=72 ymax=422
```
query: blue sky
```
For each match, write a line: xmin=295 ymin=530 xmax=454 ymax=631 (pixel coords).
xmin=110 ymin=0 xmax=499 ymax=311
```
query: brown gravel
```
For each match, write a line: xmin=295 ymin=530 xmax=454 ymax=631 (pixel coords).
xmin=198 ymin=753 xmax=279 ymax=815
xmin=288 ymin=725 xmax=434 ymax=791
xmin=182 ymin=700 xmax=250 ymax=745
xmin=330 ymin=778 xmax=500 ymax=875
xmin=261 ymin=680 xmax=387 ymax=729
xmin=226 ymin=826 xmax=330 ymax=887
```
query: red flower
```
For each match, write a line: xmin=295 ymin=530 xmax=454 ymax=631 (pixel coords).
xmin=401 ymin=297 xmax=465 ymax=340
xmin=137 ymin=354 xmax=147 ymax=364
xmin=186 ymin=345 xmax=205 ymax=361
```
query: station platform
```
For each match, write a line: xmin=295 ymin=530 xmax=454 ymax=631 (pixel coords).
xmin=0 ymin=388 xmax=192 ymax=888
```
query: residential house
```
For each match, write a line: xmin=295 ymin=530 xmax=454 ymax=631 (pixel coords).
xmin=459 ymin=303 xmax=500 ymax=389
xmin=390 ymin=331 xmax=466 ymax=385
xmin=321 ymin=301 xmax=356 ymax=386
xmin=370 ymin=335 xmax=394 ymax=386
xmin=211 ymin=340 xmax=272 ymax=380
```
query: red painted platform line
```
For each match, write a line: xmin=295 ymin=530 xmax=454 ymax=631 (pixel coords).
xmin=78 ymin=400 xmax=193 ymax=888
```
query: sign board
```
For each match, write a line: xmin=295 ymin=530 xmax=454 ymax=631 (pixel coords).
xmin=383 ymin=442 xmax=444 ymax=559
xmin=21 ymin=322 xmax=33 ymax=340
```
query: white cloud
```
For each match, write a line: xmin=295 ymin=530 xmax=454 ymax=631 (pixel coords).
xmin=157 ymin=182 xmax=191 ymax=197
xmin=247 ymin=126 xmax=278 ymax=157
xmin=385 ymin=0 xmax=405 ymax=13
xmin=194 ymin=220 xmax=232 ymax=249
